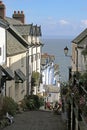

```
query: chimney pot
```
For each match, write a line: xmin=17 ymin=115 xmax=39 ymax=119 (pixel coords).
xmin=0 ymin=1 xmax=2 ymax=4
xmin=12 ymin=10 xmax=25 ymax=24
xmin=21 ymin=11 xmax=23 ymax=14
xmin=14 ymin=11 xmax=16 ymax=14
xmin=0 ymin=1 xmax=5 ymax=19
xmin=18 ymin=11 xmax=20 ymax=14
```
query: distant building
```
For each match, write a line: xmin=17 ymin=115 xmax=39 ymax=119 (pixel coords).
xmin=41 ymin=53 xmax=55 ymax=85
xmin=39 ymin=53 xmax=60 ymax=97
xmin=54 ymin=64 xmax=60 ymax=85
xmin=45 ymin=85 xmax=61 ymax=103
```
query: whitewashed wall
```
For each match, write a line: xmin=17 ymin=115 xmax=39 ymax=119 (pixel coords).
xmin=0 ymin=27 xmax=6 ymax=65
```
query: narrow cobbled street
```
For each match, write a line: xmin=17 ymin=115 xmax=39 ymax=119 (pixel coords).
xmin=3 ymin=110 xmax=67 ymax=130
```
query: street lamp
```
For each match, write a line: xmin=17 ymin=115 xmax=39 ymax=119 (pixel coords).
xmin=64 ymin=46 xmax=72 ymax=58
xmin=64 ymin=46 xmax=72 ymax=80
xmin=64 ymin=46 xmax=72 ymax=130
xmin=64 ymin=46 xmax=68 ymax=56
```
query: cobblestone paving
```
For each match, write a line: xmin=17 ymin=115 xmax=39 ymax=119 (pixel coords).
xmin=3 ymin=111 xmax=67 ymax=130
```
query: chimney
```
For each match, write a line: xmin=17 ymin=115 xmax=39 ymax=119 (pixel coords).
xmin=12 ymin=10 xmax=25 ymax=24
xmin=0 ymin=1 xmax=5 ymax=19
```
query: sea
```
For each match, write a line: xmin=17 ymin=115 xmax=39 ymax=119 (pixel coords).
xmin=42 ymin=38 xmax=72 ymax=82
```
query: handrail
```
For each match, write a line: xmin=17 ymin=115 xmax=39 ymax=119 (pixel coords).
xmin=80 ymin=86 xmax=87 ymax=95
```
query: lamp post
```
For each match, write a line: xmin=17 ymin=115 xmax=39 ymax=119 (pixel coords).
xmin=64 ymin=46 xmax=69 ymax=56
xmin=64 ymin=46 xmax=72 ymax=130
xmin=64 ymin=46 xmax=79 ymax=130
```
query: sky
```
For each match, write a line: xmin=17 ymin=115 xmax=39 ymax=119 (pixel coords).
xmin=2 ymin=0 xmax=87 ymax=38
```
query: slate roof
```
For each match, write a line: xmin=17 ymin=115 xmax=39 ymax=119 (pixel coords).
xmin=36 ymin=26 xmax=42 ymax=36
xmin=0 ymin=18 xmax=27 ymax=56
xmin=0 ymin=17 xmax=27 ymax=56
xmin=33 ymin=25 xmax=42 ymax=36
xmin=5 ymin=17 xmax=42 ymax=37
xmin=15 ymin=69 xmax=26 ymax=82
xmin=5 ymin=17 xmax=23 ymax=25
xmin=5 ymin=16 xmax=31 ymax=46
xmin=9 ymin=25 xmax=29 ymax=45
xmin=13 ymin=24 xmax=32 ymax=36
xmin=0 ymin=15 xmax=42 ymax=56
xmin=13 ymin=24 xmax=42 ymax=37
xmin=72 ymin=28 xmax=87 ymax=44
xmin=7 ymin=30 xmax=27 ymax=56
xmin=0 ymin=17 xmax=9 ymax=28
xmin=1 ymin=64 xmax=14 ymax=79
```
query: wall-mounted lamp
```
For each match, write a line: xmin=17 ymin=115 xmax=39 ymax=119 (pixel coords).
xmin=64 ymin=46 xmax=72 ymax=58
xmin=64 ymin=46 xmax=72 ymax=80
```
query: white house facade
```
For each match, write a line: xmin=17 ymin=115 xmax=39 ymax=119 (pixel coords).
xmin=41 ymin=53 xmax=55 ymax=85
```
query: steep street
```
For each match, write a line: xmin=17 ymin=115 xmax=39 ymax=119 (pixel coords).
xmin=3 ymin=110 xmax=67 ymax=130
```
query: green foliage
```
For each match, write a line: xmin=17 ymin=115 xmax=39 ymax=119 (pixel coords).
xmin=27 ymin=98 xmax=35 ymax=110
xmin=79 ymin=72 xmax=87 ymax=89
xmin=24 ymin=96 xmax=35 ymax=110
xmin=32 ymin=71 xmax=40 ymax=80
xmin=73 ymin=71 xmax=81 ymax=80
xmin=20 ymin=99 xmax=28 ymax=110
xmin=61 ymin=82 xmax=69 ymax=95
xmin=39 ymin=97 xmax=44 ymax=106
xmin=32 ymin=95 xmax=40 ymax=109
xmin=31 ymin=71 xmax=40 ymax=86
xmin=0 ymin=118 xmax=10 ymax=128
xmin=61 ymin=86 xmax=68 ymax=95
xmin=1 ymin=96 xmax=18 ymax=116
xmin=83 ymin=106 xmax=87 ymax=116
xmin=23 ymin=95 xmax=42 ymax=110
